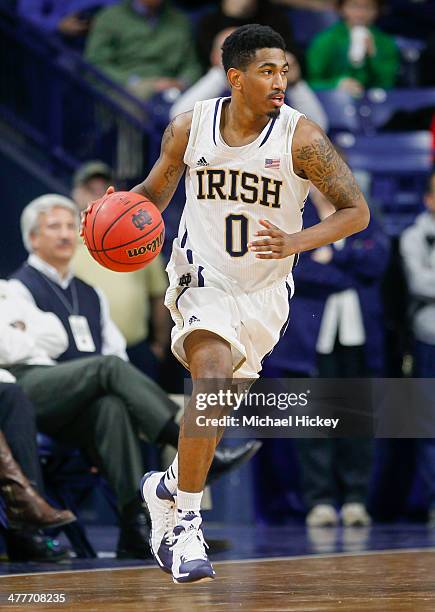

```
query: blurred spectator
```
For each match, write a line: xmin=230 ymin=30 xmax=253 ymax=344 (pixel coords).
xmin=266 ymin=187 xmax=389 ymax=526
xmin=71 ymin=160 xmax=113 ymax=209
xmin=400 ymin=170 xmax=435 ymax=527
xmin=171 ymin=28 xmax=328 ymax=131
xmin=17 ymin=0 xmax=118 ymax=48
xmin=0 ymin=378 xmax=75 ymax=561
xmin=268 ymin=187 xmax=389 ymax=378
xmin=400 ymin=171 xmax=435 ymax=378
xmin=307 ymin=0 xmax=399 ymax=95
xmin=71 ymin=161 xmax=170 ymax=380
xmin=85 ymin=0 xmax=201 ymax=100
xmin=196 ymin=0 xmax=297 ymax=71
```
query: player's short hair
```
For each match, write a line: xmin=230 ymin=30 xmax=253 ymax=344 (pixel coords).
xmin=222 ymin=24 xmax=286 ymax=73
xmin=21 ymin=194 xmax=79 ymax=253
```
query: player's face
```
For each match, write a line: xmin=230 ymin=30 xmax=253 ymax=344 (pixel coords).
xmin=240 ymin=48 xmax=288 ymax=119
xmin=31 ymin=206 xmax=78 ymax=265
xmin=341 ymin=0 xmax=378 ymax=27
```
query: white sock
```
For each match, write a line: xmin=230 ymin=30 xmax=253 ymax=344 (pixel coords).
xmin=177 ymin=489 xmax=203 ymax=521
xmin=163 ymin=454 xmax=178 ymax=495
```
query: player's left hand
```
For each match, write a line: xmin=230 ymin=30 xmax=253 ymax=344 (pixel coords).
xmin=248 ymin=219 xmax=300 ymax=259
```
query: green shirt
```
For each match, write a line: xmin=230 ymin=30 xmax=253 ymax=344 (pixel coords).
xmin=307 ymin=21 xmax=399 ymax=90
xmin=85 ymin=0 xmax=201 ymax=87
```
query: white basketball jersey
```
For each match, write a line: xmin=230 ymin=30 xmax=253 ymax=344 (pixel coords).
xmin=176 ymin=97 xmax=310 ymax=292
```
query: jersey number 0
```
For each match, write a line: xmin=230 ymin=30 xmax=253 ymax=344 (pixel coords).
xmin=225 ymin=214 xmax=248 ymax=257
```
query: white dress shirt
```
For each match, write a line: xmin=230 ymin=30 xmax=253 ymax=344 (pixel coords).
xmin=9 ymin=255 xmax=128 ymax=361
xmin=0 ymin=279 xmax=68 ymax=366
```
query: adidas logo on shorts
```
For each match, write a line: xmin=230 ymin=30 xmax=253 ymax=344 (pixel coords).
xmin=196 ymin=157 xmax=209 ymax=167
xmin=188 ymin=315 xmax=200 ymax=325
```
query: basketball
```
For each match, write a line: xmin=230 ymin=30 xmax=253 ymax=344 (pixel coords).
xmin=81 ymin=191 xmax=164 ymax=272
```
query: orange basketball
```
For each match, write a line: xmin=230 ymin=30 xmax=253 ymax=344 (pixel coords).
xmin=82 ymin=191 xmax=164 ymax=272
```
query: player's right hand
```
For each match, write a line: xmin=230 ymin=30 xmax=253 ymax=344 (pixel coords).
xmin=79 ymin=187 xmax=115 ymax=236
xmin=80 ymin=207 xmax=92 ymax=237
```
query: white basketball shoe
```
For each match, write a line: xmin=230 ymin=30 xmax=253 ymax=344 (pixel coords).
xmin=141 ymin=471 xmax=176 ymax=573
xmin=171 ymin=512 xmax=216 ymax=584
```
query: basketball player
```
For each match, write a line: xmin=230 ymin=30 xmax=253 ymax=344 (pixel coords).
xmin=110 ymin=25 xmax=369 ymax=582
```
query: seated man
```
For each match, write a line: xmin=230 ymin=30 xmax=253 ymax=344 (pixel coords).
xmin=6 ymin=196 xmax=259 ymax=557
xmin=0 ymin=380 xmax=75 ymax=562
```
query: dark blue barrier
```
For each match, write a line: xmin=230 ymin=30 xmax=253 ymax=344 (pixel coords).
xmin=0 ymin=10 xmax=158 ymax=187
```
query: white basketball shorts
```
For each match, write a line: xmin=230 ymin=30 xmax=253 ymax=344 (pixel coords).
xmin=165 ymin=244 xmax=293 ymax=379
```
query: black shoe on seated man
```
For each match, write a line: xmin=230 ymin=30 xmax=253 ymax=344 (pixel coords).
xmin=117 ymin=494 xmax=152 ymax=560
xmin=5 ymin=529 xmax=69 ymax=562
xmin=207 ymin=440 xmax=262 ymax=484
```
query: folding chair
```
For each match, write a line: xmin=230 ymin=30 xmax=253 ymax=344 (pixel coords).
xmin=335 ymin=131 xmax=431 ymax=236
xmin=362 ymin=88 xmax=435 ymax=132
xmin=315 ymin=90 xmax=362 ymax=134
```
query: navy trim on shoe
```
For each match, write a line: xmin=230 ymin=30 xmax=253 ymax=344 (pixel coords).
xmin=175 ymin=560 xmax=215 ymax=583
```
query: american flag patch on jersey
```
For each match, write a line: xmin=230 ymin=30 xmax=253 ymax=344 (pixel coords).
xmin=265 ymin=158 xmax=280 ymax=169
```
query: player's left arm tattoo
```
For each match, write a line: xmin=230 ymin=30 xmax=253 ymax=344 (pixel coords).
xmin=249 ymin=119 xmax=369 ymax=260
xmin=293 ymin=135 xmax=362 ymax=208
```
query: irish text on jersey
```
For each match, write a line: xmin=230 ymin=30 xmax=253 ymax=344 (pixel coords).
xmin=196 ymin=169 xmax=282 ymax=208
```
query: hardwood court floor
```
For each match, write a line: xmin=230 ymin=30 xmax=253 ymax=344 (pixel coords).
xmin=1 ymin=549 xmax=434 ymax=611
